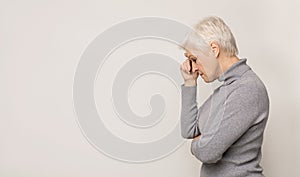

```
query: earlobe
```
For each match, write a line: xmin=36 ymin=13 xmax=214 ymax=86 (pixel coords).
xmin=210 ymin=42 xmax=220 ymax=58
xmin=214 ymin=49 xmax=220 ymax=58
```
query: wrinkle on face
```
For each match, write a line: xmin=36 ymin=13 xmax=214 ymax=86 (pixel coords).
xmin=185 ymin=49 xmax=222 ymax=83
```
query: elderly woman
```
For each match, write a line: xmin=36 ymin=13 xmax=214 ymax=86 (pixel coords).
xmin=180 ymin=16 xmax=269 ymax=177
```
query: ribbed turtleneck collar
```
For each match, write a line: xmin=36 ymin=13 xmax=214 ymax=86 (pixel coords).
xmin=217 ymin=58 xmax=251 ymax=85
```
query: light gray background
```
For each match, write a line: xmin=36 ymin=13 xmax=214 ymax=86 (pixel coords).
xmin=1 ymin=0 xmax=299 ymax=176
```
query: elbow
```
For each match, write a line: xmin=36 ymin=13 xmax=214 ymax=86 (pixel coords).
xmin=180 ymin=126 xmax=200 ymax=139
xmin=181 ymin=129 xmax=200 ymax=139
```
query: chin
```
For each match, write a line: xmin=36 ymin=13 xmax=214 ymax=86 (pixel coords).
xmin=202 ymin=76 xmax=215 ymax=83
xmin=200 ymin=75 xmax=209 ymax=83
xmin=203 ymin=79 xmax=212 ymax=83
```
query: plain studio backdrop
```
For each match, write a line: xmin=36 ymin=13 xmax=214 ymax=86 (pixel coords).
xmin=1 ymin=0 xmax=299 ymax=176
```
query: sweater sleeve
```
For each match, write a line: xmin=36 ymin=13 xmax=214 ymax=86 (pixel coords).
xmin=190 ymin=84 xmax=262 ymax=163
xmin=180 ymin=84 xmax=201 ymax=139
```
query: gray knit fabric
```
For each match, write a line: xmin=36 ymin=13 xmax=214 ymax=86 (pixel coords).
xmin=180 ymin=59 xmax=269 ymax=177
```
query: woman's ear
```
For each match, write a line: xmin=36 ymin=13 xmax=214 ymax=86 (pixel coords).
xmin=210 ymin=42 xmax=220 ymax=58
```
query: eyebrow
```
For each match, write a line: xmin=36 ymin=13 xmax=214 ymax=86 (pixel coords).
xmin=184 ymin=52 xmax=198 ymax=62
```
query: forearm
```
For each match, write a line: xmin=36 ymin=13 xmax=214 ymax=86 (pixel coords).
xmin=180 ymin=84 xmax=201 ymax=139
xmin=190 ymin=84 xmax=263 ymax=164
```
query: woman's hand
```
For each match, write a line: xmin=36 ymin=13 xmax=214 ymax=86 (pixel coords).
xmin=180 ymin=53 xmax=199 ymax=86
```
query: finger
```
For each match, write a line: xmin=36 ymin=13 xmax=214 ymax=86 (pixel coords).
xmin=181 ymin=61 xmax=190 ymax=74
xmin=191 ymin=61 xmax=199 ymax=72
xmin=189 ymin=59 xmax=192 ymax=72
xmin=185 ymin=59 xmax=191 ymax=73
xmin=184 ymin=52 xmax=189 ymax=58
xmin=182 ymin=62 xmax=189 ymax=73
xmin=180 ymin=63 xmax=186 ymax=71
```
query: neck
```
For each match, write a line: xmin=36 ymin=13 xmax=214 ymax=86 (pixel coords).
xmin=218 ymin=54 xmax=240 ymax=74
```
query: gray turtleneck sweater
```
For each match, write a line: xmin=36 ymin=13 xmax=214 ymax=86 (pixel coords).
xmin=180 ymin=59 xmax=269 ymax=177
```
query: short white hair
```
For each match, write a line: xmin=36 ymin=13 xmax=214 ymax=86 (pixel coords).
xmin=182 ymin=16 xmax=238 ymax=57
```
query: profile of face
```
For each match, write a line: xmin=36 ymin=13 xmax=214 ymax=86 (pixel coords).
xmin=184 ymin=47 xmax=221 ymax=83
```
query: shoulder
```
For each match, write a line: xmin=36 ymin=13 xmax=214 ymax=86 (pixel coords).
xmin=228 ymin=69 xmax=269 ymax=111
xmin=241 ymin=69 xmax=269 ymax=98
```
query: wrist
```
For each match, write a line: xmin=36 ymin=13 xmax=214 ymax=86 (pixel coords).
xmin=184 ymin=79 xmax=197 ymax=86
